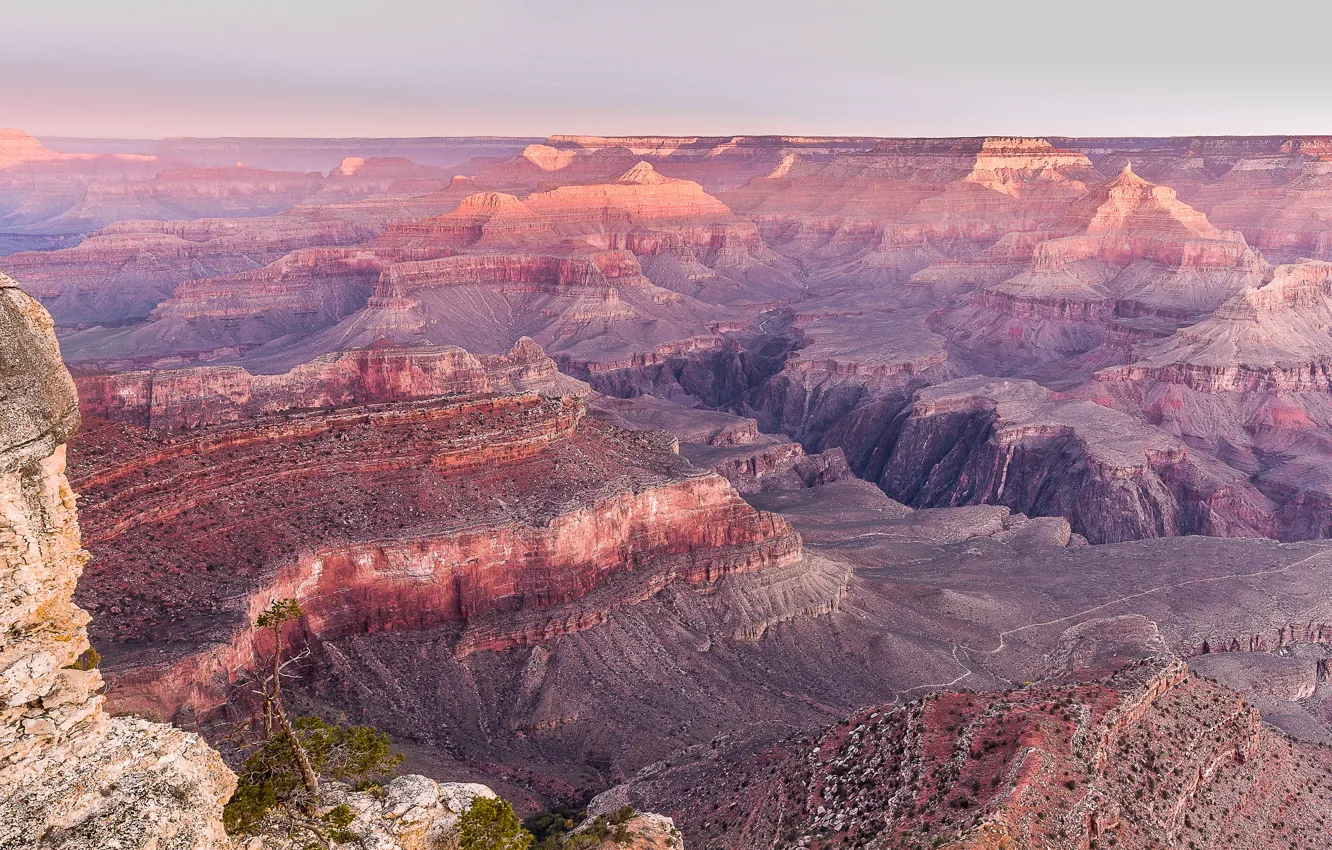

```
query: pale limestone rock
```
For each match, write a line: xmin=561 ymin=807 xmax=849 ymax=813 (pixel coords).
xmin=0 ymin=281 xmax=234 ymax=849
xmin=249 ymin=776 xmax=495 ymax=850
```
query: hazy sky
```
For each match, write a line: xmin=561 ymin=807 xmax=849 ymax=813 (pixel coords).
xmin=6 ymin=0 xmax=1332 ymax=139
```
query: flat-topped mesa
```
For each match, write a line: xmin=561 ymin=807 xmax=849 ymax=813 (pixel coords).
xmin=722 ymin=137 xmax=1098 ymax=271
xmin=523 ymin=162 xmax=736 ymax=222
xmin=0 ymin=127 xmax=60 ymax=165
xmin=362 ymin=174 xmax=795 ymax=320
xmin=875 ymin=376 xmax=1275 ymax=542
xmin=961 ymin=136 xmax=1099 ymax=196
xmin=372 ymin=177 xmax=776 ymax=277
xmin=70 ymin=367 xmax=802 ymax=720
xmin=327 ymin=155 xmax=437 ymax=180
xmin=519 ymin=143 xmax=579 ymax=171
xmin=76 ymin=336 xmax=584 ymax=429
xmin=0 ymin=280 xmax=234 ymax=845
xmin=370 ymin=192 xmax=557 ymax=259
xmin=0 ymin=127 xmax=157 ymax=170
xmin=309 ymin=155 xmax=452 ymax=202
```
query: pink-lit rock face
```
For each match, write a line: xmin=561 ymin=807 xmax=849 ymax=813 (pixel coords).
xmin=68 ymin=371 xmax=801 ymax=720
xmin=930 ymin=165 xmax=1268 ymax=379
xmin=76 ymin=336 xmax=583 ymax=429
xmin=21 ymin=131 xmax=1332 ymax=551
xmin=0 ymin=128 xmax=61 ymax=165
xmin=721 ymin=137 xmax=1099 ymax=280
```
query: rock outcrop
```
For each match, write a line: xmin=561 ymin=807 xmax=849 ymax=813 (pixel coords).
xmin=1077 ymin=259 xmax=1332 ymax=539
xmin=874 ymin=377 xmax=1274 ymax=543
xmin=721 ymin=137 xmax=1098 ymax=292
xmin=618 ymin=644 xmax=1332 ymax=850
xmin=246 ymin=776 xmax=498 ymax=850
xmin=935 ymin=164 xmax=1269 ymax=376
xmin=0 ymin=279 xmax=235 ymax=848
xmin=77 ymin=337 xmax=584 ymax=429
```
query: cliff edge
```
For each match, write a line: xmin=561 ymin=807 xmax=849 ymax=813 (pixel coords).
xmin=0 ymin=272 xmax=236 ymax=848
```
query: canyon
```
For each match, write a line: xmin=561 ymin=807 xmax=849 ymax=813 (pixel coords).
xmin=9 ymin=130 xmax=1332 ymax=847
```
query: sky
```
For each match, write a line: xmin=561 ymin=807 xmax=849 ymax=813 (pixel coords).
xmin=5 ymin=0 xmax=1332 ymax=139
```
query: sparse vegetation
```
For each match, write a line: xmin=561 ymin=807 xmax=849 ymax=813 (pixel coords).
xmin=65 ymin=646 xmax=100 ymax=671
xmin=222 ymin=598 xmax=403 ymax=843
xmin=459 ymin=796 xmax=535 ymax=850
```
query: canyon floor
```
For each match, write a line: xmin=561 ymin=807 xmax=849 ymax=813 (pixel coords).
xmin=7 ymin=130 xmax=1332 ymax=848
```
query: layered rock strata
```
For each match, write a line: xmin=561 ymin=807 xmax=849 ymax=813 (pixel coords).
xmin=935 ymin=165 xmax=1268 ymax=376
xmin=68 ymin=382 xmax=801 ymax=722
xmin=77 ymin=336 xmax=584 ymax=429
xmin=874 ymin=377 xmax=1274 ymax=543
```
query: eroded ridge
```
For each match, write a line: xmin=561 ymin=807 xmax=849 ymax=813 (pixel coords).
xmin=623 ymin=656 xmax=1332 ymax=850
xmin=69 ymin=380 xmax=802 ymax=722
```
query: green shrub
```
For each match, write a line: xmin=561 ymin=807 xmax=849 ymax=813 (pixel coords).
xmin=459 ymin=796 xmax=534 ymax=850
xmin=525 ymin=806 xmax=585 ymax=849
xmin=65 ymin=646 xmax=100 ymax=671
xmin=223 ymin=716 xmax=402 ymax=835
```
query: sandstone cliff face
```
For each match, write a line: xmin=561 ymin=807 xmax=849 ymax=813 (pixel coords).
xmin=874 ymin=377 xmax=1274 ymax=543
xmin=68 ymin=370 xmax=801 ymax=722
xmin=76 ymin=337 xmax=584 ymax=429
xmin=934 ymin=166 xmax=1269 ymax=377
xmin=1072 ymin=259 xmax=1332 ymax=539
xmin=720 ymin=137 xmax=1097 ymax=288
xmin=0 ymin=129 xmax=61 ymax=166
xmin=0 ymin=281 xmax=234 ymax=848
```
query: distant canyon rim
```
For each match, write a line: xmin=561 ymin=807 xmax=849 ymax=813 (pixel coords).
xmin=6 ymin=128 xmax=1332 ymax=849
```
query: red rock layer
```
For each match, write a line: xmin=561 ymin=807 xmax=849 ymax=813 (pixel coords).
xmin=366 ymin=164 xmax=799 ymax=308
xmin=38 ymin=163 xmax=791 ymax=371
xmin=76 ymin=336 xmax=580 ymax=429
xmin=68 ymin=391 xmax=801 ymax=721
xmin=875 ymin=377 xmax=1275 ymax=543
xmin=931 ymin=166 xmax=1268 ymax=377
xmin=720 ymin=137 xmax=1098 ymax=280
xmin=0 ymin=128 xmax=61 ymax=165
xmin=639 ymin=657 xmax=1332 ymax=850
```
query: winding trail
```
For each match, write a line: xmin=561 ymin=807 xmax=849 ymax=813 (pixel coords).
xmin=888 ymin=547 xmax=1332 ymax=698
xmin=974 ymin=547 xmax=1332 ymax=657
